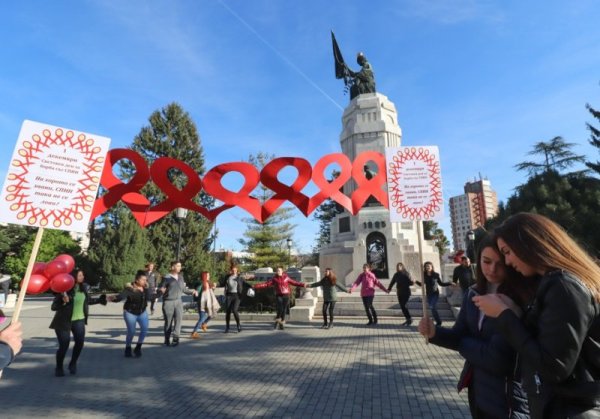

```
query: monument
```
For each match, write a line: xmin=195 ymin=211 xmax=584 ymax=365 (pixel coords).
xmin=321 ymin=34 xmax=439 ymax=283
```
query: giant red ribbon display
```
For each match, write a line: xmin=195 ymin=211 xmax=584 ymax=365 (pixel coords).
xmin=91 ymin=149 xmax=389 ymax=226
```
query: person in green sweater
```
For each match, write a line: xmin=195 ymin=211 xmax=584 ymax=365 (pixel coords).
xmin=306 ymin=268 xmax=349 ymax=329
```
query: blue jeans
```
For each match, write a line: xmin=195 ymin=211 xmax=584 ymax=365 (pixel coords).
xmin=193 ymin=311 xmax=210 ymax=332
xmin=427 ymin=293 xmax=441 ymax=325
xmin=123 ymin=310 xmax=148 ymax=346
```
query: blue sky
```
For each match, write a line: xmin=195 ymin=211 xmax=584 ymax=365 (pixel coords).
xmin=1 ymin=1 xmax=599 ymax=254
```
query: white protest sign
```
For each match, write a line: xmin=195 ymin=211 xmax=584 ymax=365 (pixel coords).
xmin=0 ymin=120 xmax=111 ymax=232
xmin=385 ymin=146 xmax=444 ymax=222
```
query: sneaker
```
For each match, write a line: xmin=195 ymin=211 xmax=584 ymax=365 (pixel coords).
xmin=273 ymin=320 xmax=280 ymax=330
xmin=190 ymin=331 xmax=201 ymax=339
xmin=279 ymin=321 xmax=285 ymax=330
xmin=328 ymin=323 xmax=333 ymax=329
xmin=320 ymin=324 xmax=328 ymax=329
xmin=125 ymin=346 xmax=133 ymax=357
xmin=367 ymin=320 xmax=373 ymax=325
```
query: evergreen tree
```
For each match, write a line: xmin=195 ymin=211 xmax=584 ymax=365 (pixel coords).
xmin=87 ymin=205 xmax=147 ymax=290
xmin=239 ymin=152 xmax=296 ymax=270
xmin=514 ymin=136 xmax=585 ymax=176
xmin=585 ymin=102 xmax=600 ymax=176
xmin=423 ymin=220 xmax=450 ymax=260
xmin=120 ymin=102 xmax=214 ymax=281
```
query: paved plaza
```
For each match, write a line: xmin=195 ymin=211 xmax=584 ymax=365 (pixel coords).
xmin=1 ymin=297 xmax=469 ymax=418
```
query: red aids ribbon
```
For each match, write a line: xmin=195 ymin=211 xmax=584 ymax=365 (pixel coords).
xmin=260 ymin=157 xmax=312 ymax=220
xmin=202 ymin=162 xmax=261 ymax=221
xmin=350 ymin=151 xmax=389 ymax=213
xmin=144 ymin=157 xmax=230 ymax=225
xmin=91 ymin=149 xmax=150 ymax=225
xmin=306 ymin=153 xmax=353 ymax=214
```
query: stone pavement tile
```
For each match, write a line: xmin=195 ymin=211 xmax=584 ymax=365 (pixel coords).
xmin=1 ymin=299 xmax=470 ymax=418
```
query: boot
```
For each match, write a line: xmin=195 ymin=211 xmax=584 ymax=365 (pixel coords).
xmin=320 ymin=323 xmax=328 ymax=329
xmin=68 ymin=361 xmax=77 ymax=375
xmin=125 ymin=346 xmax=133 ymax=358
xmin=190 ymin=331 xmax=201 ymax=339
xmin=164 ymin=332 xmax=171 ymax=346
xmin=279 ymin=320 xmax=285 ymax=330
xmin=55 ymin=367 xmax=65 ymax=377
xmin=237 ymin=324 xmax=242 ymax=333
xmin=171 ymin=337 xmax=179 ymax=347
xmin=201 ymin=323 xmax=208 ymax=332
xmin=134 ymin=344 xmax=142 ymax=358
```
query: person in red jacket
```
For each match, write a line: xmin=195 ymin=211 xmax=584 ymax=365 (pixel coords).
xmin=253 ymin=267 xmax=308 ymax=330
xmin=350 ymin=264 xmax=389 ymax=325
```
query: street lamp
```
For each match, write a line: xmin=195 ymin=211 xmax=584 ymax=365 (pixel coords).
xmin=286 ymin=238 xmax=292 ymax=268
xmin=466 ymin=230 xmax=475 ymax=262
xmin=176 ymin=208 xmax=188 ymax=261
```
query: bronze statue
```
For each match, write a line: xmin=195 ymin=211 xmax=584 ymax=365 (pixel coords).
xmin=332 ymin=32 xmax=376 ymax=99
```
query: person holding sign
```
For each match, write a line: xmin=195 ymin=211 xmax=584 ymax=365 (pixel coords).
xmin=474 ymin=213 xmax=600 ymax=418
xmin=416 ymin=262 xmax=451 ymax=326
xmin=419 ymin=235 xmax=531 ymax=418
xmin=0 ymin=316 xmax=22 ymax=370
xmin=49 ymin=269 xmax=107 ymax=377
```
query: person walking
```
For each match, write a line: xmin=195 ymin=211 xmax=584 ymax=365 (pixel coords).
xmin=219 ymin=265 xmax=251 ymax=333
xmin=416 ymin=262 xmax=451 ymax=326
xmin=419 ymin=235 xmax=530 ymax=418
xmin=388 ymin=262 xmax=414 ymax=326
xmin=144 ymin=262 xmax=159 ymax=316
xmin=158 ymin=261 xmax=196 ymax=347
xmin=110 ymin=270 xmax=149 ymax=358
xmin=191 ymin=272 xmax=220 ymax=338
xmin=49 ymin=269 xmax=107 ymax=377
xmin=254 ymin=267 xmax=307 ymax=330
xmin=306 ymin=268 xmax=348 ymax=329
xmin=452 ymin=256 xmax=475 ymax=299
xmin=349 ymin=264 xmax=389 ymax=326
xmin=474 ymin=213 xmax=600 ymax=418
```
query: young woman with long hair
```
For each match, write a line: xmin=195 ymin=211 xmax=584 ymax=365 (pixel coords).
xmin=349 ymin=264 xmax=389 ymax=326
xmin=49 ymin=269 xmax=106 ymax=376
xmin=388 ymin=262 xmax=414 ymax=326
xmin=191 ymin=272 xmax=220 ymax=338
xmin=110 ymin=270 xmax=149 ymax=358
xmin=218 ymin=265 xmax=251 ymax=333
xmin=419 ymin=234 xmax=530 ymax=418
xmin=416 ymin=262 xmax=451 ymax=326
xmin=474 ymin=213 xmax=600 ymax=418
xmin=306 ymin=268 xmax=348 ymax=329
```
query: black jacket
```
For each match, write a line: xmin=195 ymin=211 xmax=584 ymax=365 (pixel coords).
xmin=49 ymin=283 xmax=104 ymax=331
xmin=431 ymin=287 xmax=529 ymax=418
xmin=497 ymin=271 xmax=600 ymax=418
xmin=219 ymin=274 xmax=250 ymax=296
xmin=113 ymin=287 xmax=147 ymax=315
xmin=388 ymin=270 xmax=413 ymax=296
xmin=416 ymin=272 xmax=449 ymax=296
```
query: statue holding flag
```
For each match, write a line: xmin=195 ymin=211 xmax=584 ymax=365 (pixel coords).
xmin=331 ymin=32 xmax=376 ymax=99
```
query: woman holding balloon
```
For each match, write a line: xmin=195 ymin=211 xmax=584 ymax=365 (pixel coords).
xmin=49 ymin=268 xmax=106 ymax=377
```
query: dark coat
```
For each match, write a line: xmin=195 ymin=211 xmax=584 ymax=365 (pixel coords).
xmin=416 ymin=272 xmax=449 ymax=295
xmin=388 ymin=270 xmax=413 ymax=296
xmin=430 ymin=287 xmax=529 ymax=418
xmin=219 ymin=274 xmax=251 ymax=296
xmin=49 ymin=283 xmax=104 ymax=331
xmin=496 ymin=271 xmax=600 ymax=418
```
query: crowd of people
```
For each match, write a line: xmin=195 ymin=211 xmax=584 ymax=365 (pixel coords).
xmin=1 ymin=212 xmax=599 ymax=417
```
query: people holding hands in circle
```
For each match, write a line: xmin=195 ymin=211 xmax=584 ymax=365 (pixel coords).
xmin=473 ymin=213 xmax=600 ymax=418
xmin=349 ymin=264 xmax=389 ymax=326
xmin=416 ymin=262 xmax=451 ymax=326
xmin=109 ymin=270 xmax=149 ymax=358
xmin=306 ymin=268 xmax=348 ymax=329
xmin=253 ymin=267 xmax=307 ymax=330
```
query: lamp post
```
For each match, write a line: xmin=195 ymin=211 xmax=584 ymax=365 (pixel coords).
xmin=466 ymin=230 xmax=475 ymax=262
xmin=286 ymin=237 xmax=292 ymax=268
xmin=176 ymin=208 xmax=188 ymax=261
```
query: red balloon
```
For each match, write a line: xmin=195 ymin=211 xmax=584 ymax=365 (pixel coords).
xmin=22 ymin=274 xmax=51 ymax=294
xmin=50 ymin=273 xmax=75 ymax=293
xmin=44 ymin=260 xmax=68 ymax=278
xmin=32 ymin=262 xmax=47 ymax=275
xmin=54 ymin=254 xmax=75 ymax=273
